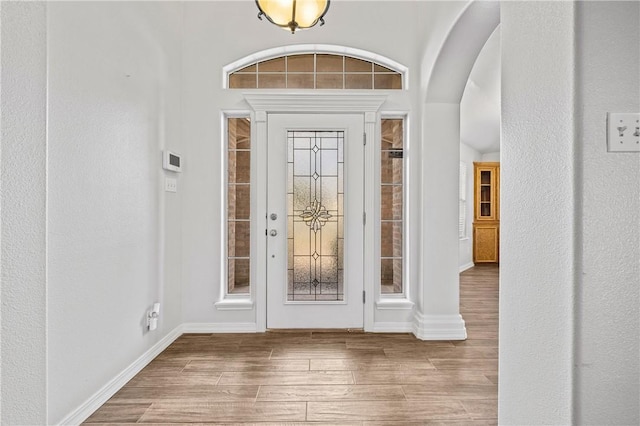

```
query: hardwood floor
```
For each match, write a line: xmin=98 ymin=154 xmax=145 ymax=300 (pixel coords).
xmin=84 ymin=264 xmax=499 ymax=424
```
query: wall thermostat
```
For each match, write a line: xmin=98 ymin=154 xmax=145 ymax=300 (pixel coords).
xmin=163 ymin=150 xmax=182 ymax=172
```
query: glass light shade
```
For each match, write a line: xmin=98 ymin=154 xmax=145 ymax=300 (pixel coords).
xmin=256 ymin=0 xmax=330 ymax=33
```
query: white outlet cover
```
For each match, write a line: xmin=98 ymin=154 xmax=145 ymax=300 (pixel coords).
xmin=607 ymin=112 xmax=640 ymax=152
xmin=165 ymin=177 xmax=177 ymax=192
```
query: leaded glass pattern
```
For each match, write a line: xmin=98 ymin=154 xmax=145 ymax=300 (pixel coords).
xmin=287 ymin=131 xmax=344 ymax=301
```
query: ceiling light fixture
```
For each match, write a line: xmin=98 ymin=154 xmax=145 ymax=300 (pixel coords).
xmin=256 ymin=0 xmax=330 ymax=34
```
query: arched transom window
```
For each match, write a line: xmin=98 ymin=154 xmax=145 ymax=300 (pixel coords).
xmin=226 ymin=47 xmax=405 ymax=90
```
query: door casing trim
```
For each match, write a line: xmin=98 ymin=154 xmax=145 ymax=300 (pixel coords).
xmin=245 ymin=92 xmax=387 ymax=332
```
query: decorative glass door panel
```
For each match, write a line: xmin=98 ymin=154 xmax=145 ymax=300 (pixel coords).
xmin=288 ymin=131 xmax=344 ymax=301
xmin=475 ymin=165 xmax=498 ymax=221
xmin=267 ymin=114 xmax=363 ymax=329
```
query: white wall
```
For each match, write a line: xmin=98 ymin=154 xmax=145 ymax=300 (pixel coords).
xmin=500 ymin=2 xmax=577 ymax=423
xmin=3 ymin=2 xmax=635 ymax=424
xmin=575 ymin=2 xmax=639 ymax=423
xmin=501 ymin=2 xmax=639 ymax=423
xmin=0 ymin=3 xmax=48 ymax=424
xmin=481 ymin=152 xmax=499 ymax=162
xmin=460 ymin=26 xmax=501 ymax=155
xmin=46 ymin=3 xmax=183 ymax=423
xmin=459 ymin=143 xmax=481 ymax=271
xmin=181 ymin=1 xmax=430 ymax=326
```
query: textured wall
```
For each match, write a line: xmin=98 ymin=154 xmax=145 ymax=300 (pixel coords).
xmin=500 ymin=2 xmax=576 ymax=423
xmin=46 ymin=3 xmax=184 ymax=423
xmin=575 ymin=2 xmax=640 ymax=424
xmin=0 ymin=2 xmax=48 ymax=424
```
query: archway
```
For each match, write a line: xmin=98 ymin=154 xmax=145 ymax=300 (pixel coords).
xmin=414 ymin=0 xmax=500 ymax=337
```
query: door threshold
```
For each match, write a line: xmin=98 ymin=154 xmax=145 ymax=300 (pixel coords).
xmin=266 ymin=328 xmax=364 ymax=333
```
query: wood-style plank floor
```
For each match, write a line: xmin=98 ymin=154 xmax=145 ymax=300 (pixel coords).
xmin=85 ymin=264 xmax=499 ymax=424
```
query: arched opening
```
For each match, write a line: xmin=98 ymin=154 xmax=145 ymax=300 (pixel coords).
xmin=415 ymin=0 xmax=500 ymax=341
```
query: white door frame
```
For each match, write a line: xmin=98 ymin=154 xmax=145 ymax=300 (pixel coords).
xmin=244 ymin=92 xmax=387 ymax=332
xmin=266 ymin=113 xmax=364 ymax=329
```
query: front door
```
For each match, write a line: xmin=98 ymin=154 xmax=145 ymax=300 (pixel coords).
xmin=266 ymin=114 xmax=364 ymax=329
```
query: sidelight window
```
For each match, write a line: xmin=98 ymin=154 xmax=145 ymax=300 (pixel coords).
xmin=380 ymin=119 xmax=404 ymax=294
xmin=227 ymin=117 xmax=251 ymax=294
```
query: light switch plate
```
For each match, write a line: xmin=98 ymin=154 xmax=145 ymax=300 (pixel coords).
xmin=165 ymin=177 xmax=177 ymax=193
xmin=607 ymin=112 xmax=640 ymax=152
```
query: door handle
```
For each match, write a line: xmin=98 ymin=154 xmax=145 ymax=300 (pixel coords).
xmin=270 ymin=229 xmax=278 ymax=237
xmin=270 ymin=213 xmax=278 ymax=220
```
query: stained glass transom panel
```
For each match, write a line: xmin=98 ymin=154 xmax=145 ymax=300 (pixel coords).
xmin=287 ymin=130 xmax=344 ymax=301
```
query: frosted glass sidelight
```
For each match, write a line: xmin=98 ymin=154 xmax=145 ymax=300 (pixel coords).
xmin=288 ymin=130 xmax=344 ymax=301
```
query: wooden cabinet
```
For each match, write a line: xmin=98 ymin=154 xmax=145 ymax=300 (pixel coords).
xmin=473 ymin=162 xmax=500 ymax=263
xmin=473 ymin=223 xmax=499 ymax=263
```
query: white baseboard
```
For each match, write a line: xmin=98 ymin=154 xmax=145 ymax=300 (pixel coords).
xmin=182 ymin=322 xmax=257 ymax=333
xmin=371 ymin=322 xmax=414 ymax=333
xmin=459 ymin=262 xmax=475 ymax=273
xmin=412 ymin=312 xmax=467 ymax=340
xmin=58 ymin=325 xmax=183 ymax=425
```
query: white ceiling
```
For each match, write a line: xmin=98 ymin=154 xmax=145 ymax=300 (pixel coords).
xmin=460 ymin=26 xmax=501 ymax=154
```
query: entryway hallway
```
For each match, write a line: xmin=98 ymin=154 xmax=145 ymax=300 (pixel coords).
xmin=85 ymin=265 xmax=499 ymax=424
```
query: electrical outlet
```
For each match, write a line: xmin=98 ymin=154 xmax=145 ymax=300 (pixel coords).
xmin=165 ymin=177 xmax=177 ymax=193
xmin=607 ymin=113 xmax=640 ymax=152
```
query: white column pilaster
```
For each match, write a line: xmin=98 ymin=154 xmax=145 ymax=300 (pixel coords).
xmin=414 ymin=103 xmax=466 ymax=340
